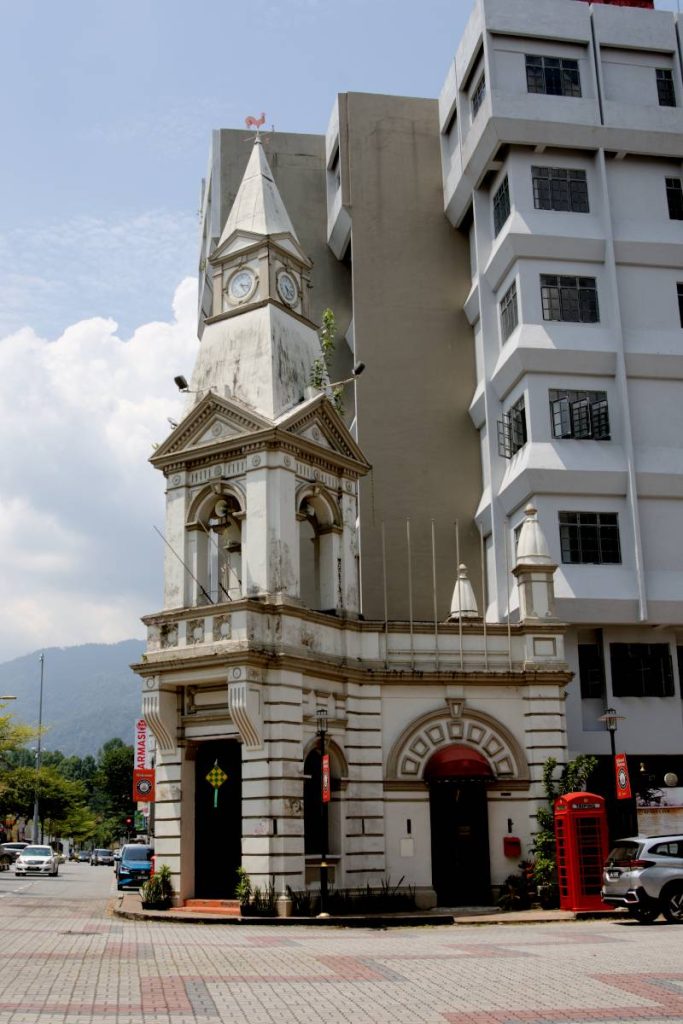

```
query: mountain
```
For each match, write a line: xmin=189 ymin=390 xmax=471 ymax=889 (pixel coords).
xmin=0 ymin=640 xmax=146 ymax=756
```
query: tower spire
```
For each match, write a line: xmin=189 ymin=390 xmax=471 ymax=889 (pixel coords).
xmin=217 ymin=137 xmax=299 ymax=250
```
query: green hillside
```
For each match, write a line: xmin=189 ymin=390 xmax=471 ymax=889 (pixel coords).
xmin=0 ymin=640 xmax=145 ymax=756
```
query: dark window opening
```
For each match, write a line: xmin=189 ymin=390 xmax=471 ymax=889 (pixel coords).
xmin=493 ymin=176 xmax=511 ymax=237
xmin=526 ymin=55 xmax=581 ymax=97
xmin=497 ymin=396 xmax=527 ymax=458
xmin=657 ymin=68 xmax=676 ymax=108
xmin=549 ymin=389 xmax=610 ymax=440
xmin=559 ymin=511 xmax=621 ymax=564
xmin=500 ymin=281 xmax=518 ymax=340
xmin=666 ymin=177 xmax=683 ymax=220
xmin=579 ymin=633 xmax=606 ymax=700
xmin=532 ymin=166 xmax=589 ymax=213
xmin=541 ymin=274 xmax=599 ymax=323
xmin=611 ymin=643 xmax=674 ymax=698
xmin=472 ymin=75 xmax=486 ymax=118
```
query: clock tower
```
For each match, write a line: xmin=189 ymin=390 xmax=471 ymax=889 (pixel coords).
xmin=191 ymin=136 xmax=322 ymax=421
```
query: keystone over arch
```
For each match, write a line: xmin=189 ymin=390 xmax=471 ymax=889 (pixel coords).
xmin=385 ymin=705 xmax=530 ymax=789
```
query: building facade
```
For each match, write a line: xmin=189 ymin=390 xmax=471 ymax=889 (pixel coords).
xmin=136 ymin=0 xmax=683 ymax=906
xmin=136 ymin=134 xmax=571 ymax=909
xmin=439 ymin=0 xmax=683 ymax=795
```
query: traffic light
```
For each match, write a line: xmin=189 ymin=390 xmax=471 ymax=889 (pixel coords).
xmin=125 ymin=817 xmax=132 ymax=826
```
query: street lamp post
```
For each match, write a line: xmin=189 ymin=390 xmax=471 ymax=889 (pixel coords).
xmin=316 ymin=707 xmax=330 ymax=918
xmin=32 ymin=654 xmax=45 ymax=843
xmin=599 ymin=705 xmax=628 ymax=839
xmin=601 ymin=706 xmax=619 ymax=760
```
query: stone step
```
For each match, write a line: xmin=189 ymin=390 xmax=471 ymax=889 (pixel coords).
xmin=177 ymin=899 xmax=242 ymax=916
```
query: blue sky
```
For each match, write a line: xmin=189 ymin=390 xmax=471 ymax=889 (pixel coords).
xmin=0 ymin=0 xmax=680 ymax=662
xmin=0 ymin=0 xmax=473 ymax=339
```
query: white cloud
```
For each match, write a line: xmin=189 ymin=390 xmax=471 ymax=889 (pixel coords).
xmin=0 ymin=277 xmax=198 ymax=660
xmin=0 ymin=210 xmax=196 ymax=338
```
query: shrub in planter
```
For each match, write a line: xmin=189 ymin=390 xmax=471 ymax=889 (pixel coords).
xmin=140 ymin=864 xmax=174 ymax=910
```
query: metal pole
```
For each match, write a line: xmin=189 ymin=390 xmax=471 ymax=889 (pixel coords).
xmin=455 ymin=520 xmax=463 ymax=670
xmin=406 ymin=519 xmax=414 ymax=670
xmin=32 ymin=654 xmax=44 ymax=843
xmin=480 ymin=529 xmax=488 ymax=670
xmin=381 ymin=522 xmax=389 ymax=668
xmin=431 ymin=520 xmax=439 ymax=672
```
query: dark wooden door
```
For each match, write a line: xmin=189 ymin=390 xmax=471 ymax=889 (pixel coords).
xmin=194 ymin=740 xmax=242 ymax=898
xmin=429 ymin=781 xmax=491 ymax=906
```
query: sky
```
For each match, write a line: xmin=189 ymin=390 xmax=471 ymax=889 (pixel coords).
xmin=0 ymin=0 xmax=680 ymax=662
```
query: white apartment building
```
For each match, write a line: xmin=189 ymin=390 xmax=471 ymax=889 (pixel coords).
xmin=439 ymin=0 xmax=683 ymax=789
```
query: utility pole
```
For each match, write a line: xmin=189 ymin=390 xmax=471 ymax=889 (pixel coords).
xmin=32 ymin=654 xmax=45 ymax=843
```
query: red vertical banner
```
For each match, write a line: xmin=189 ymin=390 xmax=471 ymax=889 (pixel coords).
xmin=615 ymin=753 xmax=632 ymax=800
xmin=321 ymin=754 xmax=331 ymax=804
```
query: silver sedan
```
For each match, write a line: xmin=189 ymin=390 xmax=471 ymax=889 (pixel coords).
xmin=14 ymin=845 xmax=59 ymax=877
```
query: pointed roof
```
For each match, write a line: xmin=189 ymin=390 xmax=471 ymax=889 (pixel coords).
xmin=218 ymin=137 xmax=299 ymax=248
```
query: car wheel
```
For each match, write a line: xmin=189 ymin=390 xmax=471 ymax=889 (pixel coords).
xmin=628 ymin=902 xmax=660 ymax=924
xmin=662 ymin=885 xmax=683 ymax=923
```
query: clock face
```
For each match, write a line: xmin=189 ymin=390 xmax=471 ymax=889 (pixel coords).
xmin=227 ymin=269 xmax=256 ymax=302
xmin=277 ymin=271 xmax=298 ymax=306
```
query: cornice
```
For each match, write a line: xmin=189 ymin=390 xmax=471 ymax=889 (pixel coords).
xmin=154 ymin=426 xmax=369 ymax=479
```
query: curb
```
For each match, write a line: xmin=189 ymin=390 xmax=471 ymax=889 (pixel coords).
xmin=112 ymin=896 xmax=628 ymax=928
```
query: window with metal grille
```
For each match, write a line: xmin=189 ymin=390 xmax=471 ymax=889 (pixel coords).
xmin=497 ymin=396 xmax=527 ymax=458
xmin=493 ymin=176 xmax=511 ymax=236
xmin=526 ymin=55 xmax=581 ymax=97
xmin=666 ymin=177 xmax=683 ymax=220
xmin=471 ymin=74 xmax=486 ymax=118
xmin=549 ymin=389 xmax=610 ymax=440
xmin=499 ymin=281 xmax=518 ymax=341
xmin=559 ymin=511 xmax=621 ymax=564
xmin=611 ymin=643 xmax=675 ymax=698
xmin=541 ymin=275 xmax=599 ymax=323
xmin=656 ymin=68 xmax=676 ymax=108
xmin=532 ymin=166 xmax=589 ymax=213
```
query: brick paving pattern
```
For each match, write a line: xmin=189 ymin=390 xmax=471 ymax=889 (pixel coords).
xmin=2 ymin=873 xmax=683 ymax=1023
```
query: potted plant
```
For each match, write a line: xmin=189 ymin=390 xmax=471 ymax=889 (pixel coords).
xmin=140 ymin=864 xmax=174 ymax=910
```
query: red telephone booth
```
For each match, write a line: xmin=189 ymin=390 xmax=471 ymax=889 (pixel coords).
xmin=554 ymin=792 xmax=609 ymax=912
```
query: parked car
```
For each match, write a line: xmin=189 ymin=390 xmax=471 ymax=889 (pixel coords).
xmin=90 ymin=849 xmax=114 ymax=866
xmin=116 ymin=844 xmax=154 ymax=891
xmin=601 ymin=834 xmax=683 ymax=923
xmin=14 ymin=845 xmax=59 ymax=877
xmin=1 ymin=842 xmax=29 ymax=862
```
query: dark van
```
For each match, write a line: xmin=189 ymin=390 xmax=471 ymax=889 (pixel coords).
xmin=116 ymin=843 xmax=154 ymax=891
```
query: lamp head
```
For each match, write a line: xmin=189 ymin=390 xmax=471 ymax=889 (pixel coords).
xmin=174 ymin=375 xmax=189 ymax=392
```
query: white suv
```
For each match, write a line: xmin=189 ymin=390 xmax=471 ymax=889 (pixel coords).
xmin=601 ymin=834 xmax=683 ymax=923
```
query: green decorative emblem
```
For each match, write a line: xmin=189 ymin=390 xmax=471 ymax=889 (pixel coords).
xmin=206 ymin=761 xmax=228 ymax=808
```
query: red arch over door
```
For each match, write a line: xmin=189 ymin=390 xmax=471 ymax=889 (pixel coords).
xmin=424 ymin=744 xmax=493 ymax=782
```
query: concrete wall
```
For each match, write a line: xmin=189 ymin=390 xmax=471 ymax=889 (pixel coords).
xmin=331 ymin=92 xmax=482 ymax=623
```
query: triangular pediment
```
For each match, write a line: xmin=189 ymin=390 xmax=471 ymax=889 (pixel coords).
xmin=276 ymin=394 xmax=370 ymax=468
xmin=151 ymin=392 xmax=272 ymax=465
xmin=211 ymin=230 xmax=309 ymax=266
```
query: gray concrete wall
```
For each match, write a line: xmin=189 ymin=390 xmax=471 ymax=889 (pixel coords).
xmin=200 ymin=110 xmax=481 ymax=623
xmin=340 ymin=92 xmax=482 ymax=622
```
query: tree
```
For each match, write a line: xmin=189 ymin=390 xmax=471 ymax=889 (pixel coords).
xmin=0 ymin=701 xmax=35 ymax=769
xmin=92 ymin=738 xmax=134 ymax=833
xmin=0 ymin=766 xmax=86 ymax=824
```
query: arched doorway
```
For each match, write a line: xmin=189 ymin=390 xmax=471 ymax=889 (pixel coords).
xmin=425 ymin=745 xmax=492 ymax=907
xmin=194 ymin=739 xmax=242 ymax=898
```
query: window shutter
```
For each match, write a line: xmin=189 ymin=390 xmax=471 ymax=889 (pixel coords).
xmin=591 ymin=399 xmax=610 ymax=440
xmin=570 ymin=398 xmax=591 ymax=438
xmin=497 ymin=415 xmax=512 ymax=459
xmin=551 ymin=397 xmax=572 ymax=438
